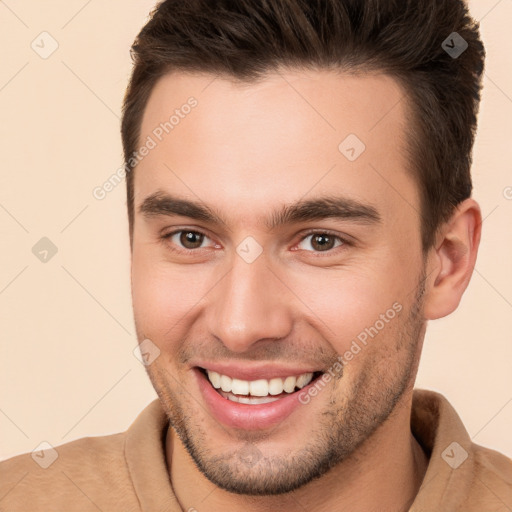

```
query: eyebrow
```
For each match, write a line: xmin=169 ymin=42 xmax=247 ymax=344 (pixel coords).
xmin=138 ymin=191 xmax=381 ymax=230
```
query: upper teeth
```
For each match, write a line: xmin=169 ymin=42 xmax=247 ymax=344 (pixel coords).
xmin=206 ymin=370 xmax=314 ymax=396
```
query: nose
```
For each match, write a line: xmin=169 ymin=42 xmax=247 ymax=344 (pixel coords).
xmin=205 ymin=250 xmax=293 ymax=353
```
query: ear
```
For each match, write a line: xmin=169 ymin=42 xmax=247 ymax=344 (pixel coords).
xmin=423 ymin=198 xmax=482 ymax=320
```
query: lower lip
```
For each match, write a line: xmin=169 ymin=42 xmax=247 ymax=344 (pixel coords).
xmin=194 ymin=368 xmax=321 ymax=430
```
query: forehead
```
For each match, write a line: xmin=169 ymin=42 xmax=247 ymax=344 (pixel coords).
xmin=134 ymin=68 xmax=419 ymax=227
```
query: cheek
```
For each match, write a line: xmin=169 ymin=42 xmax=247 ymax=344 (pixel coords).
xmin=131 ymin=247 xmax=214 ymax=340
xmin=287 ymin=266 xmax=406 ymax=354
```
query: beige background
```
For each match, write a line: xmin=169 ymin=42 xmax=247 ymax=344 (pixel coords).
xmin=0 ymin=0 xmax=511 ymax=461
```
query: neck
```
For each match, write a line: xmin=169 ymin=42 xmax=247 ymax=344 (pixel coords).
xmin=167 ymin=391 xmax=428 ymax=512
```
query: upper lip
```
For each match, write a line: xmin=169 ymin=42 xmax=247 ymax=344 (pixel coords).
xmin=194 ymin=362 xmax=322 ymax=381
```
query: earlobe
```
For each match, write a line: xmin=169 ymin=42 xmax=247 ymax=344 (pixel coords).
xmin=423 ymin=199 xmax=482 ymax=320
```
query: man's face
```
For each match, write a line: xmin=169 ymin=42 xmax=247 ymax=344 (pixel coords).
xmin=131 ymin=69 xmax=428 ymax=494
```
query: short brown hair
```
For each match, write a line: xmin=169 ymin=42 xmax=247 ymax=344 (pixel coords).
xmin=122 ymin=0 xmax=485 ymax=251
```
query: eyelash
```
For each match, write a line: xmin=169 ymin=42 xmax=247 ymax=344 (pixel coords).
xmin=160 ymin=229 xmax=352 ymax=257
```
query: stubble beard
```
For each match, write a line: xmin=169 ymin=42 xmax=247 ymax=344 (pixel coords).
xmin=143 ymin=272 xmax=427 ymax=496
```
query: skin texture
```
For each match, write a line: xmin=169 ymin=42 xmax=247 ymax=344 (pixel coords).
xmin=130 ymin=69 xmax=481 ymax=512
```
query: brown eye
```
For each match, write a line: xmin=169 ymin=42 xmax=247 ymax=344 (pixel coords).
xmin=297 ymin=232 xmax=345 ymax=253
xmin=178 ymin=231 xmax=205 ymax=249
xmin=311 ymin=234 xmax=335 ymax=251
xmin=163 ymin=230 xmax=214 ymax=252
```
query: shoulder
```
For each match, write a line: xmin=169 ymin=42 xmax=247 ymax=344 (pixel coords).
xmin=474 ymin=442 xmax=512 ymax=475
xmin=411 ymin=389 xmax=512 ymax=510
xmin=470 ymin=442 xmax=512 ymax=501
xmin=0 ymin=433 xmax=140 ymax=511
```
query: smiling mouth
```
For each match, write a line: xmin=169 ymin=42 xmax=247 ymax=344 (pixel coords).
xmin=198 ymin=367 xmax=324 ymax=404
